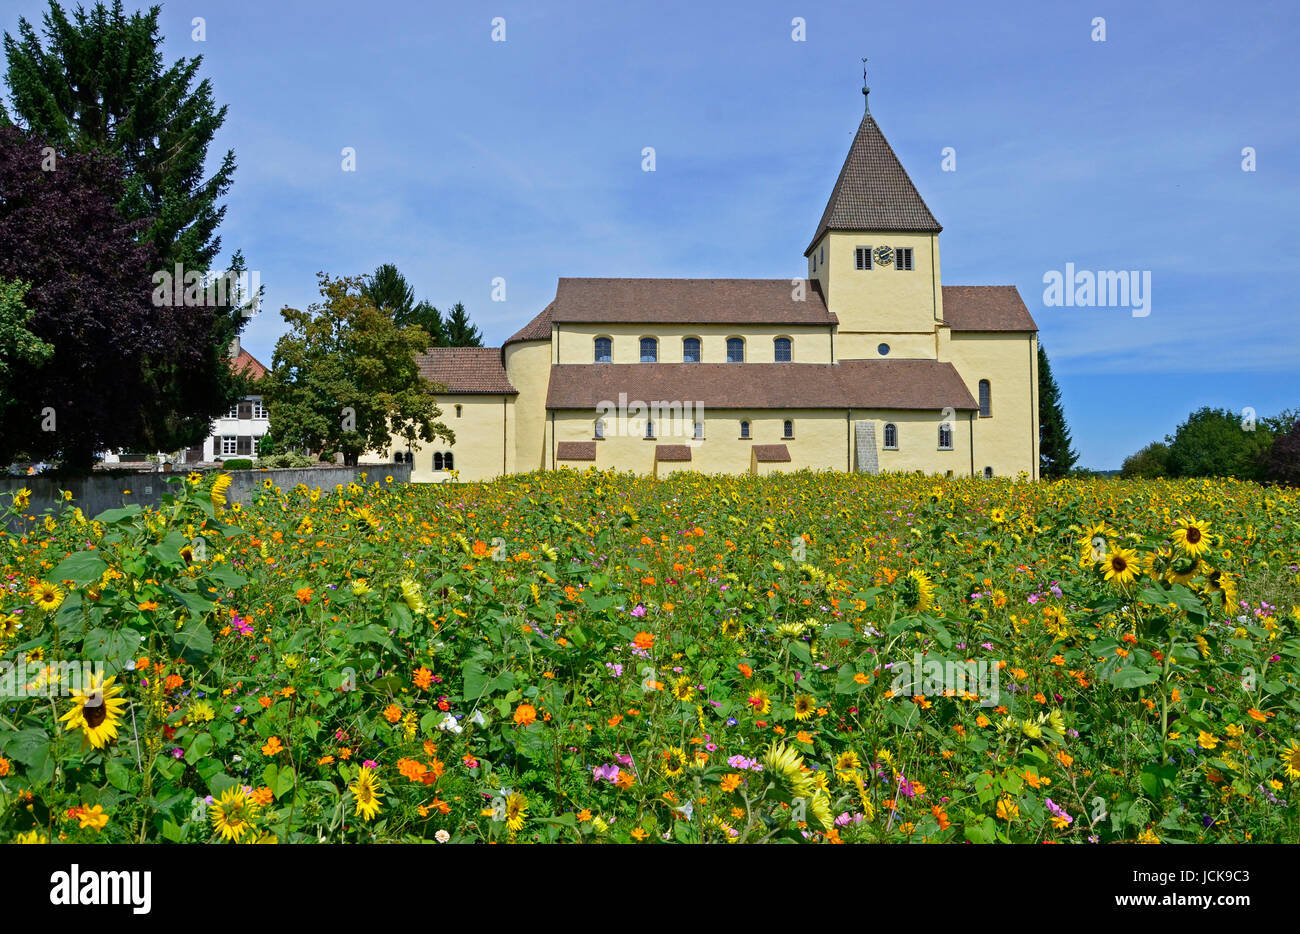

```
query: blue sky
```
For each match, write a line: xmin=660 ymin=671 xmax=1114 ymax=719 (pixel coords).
xmin=5 ymin=0 xmax=1298 ymax=469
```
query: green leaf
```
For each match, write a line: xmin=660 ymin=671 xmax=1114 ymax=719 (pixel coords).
xmin=49 ymin=550 xmax=108 ymax=585
xmin=1110 ymin=666 xmax=1158 ymax=689
xmin=93 ymin=504 xmax=142 ymax=524
xmin=170 ymin=620 xmax=213 ymax=661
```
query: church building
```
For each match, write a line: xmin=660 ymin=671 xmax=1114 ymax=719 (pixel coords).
xmin=374 ymin=83 xmax=1039 ymax=482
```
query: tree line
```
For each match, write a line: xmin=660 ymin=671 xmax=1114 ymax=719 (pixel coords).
xmin=1121 ymin=407 xmax=1299 ymax=486
xmin=0 ymin=2 xmax=477 ymax=471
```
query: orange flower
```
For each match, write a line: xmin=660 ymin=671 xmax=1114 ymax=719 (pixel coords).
xmin=384 ymin=704 xmax=402 ymax=723
xmin=719 ymin=773 xmax=742 ymax=793
xmin=295 ymin=587 xmax=313 ymax=604
xmin=1247 ymin=708 xmax=1269 ymax=723
xmin=262 ymin=736 xmax=284 ymax=756
xmin=738 ymin=663 xmax=753 ymax=678
xmin=398 ymin=758 xmax=427 ymax=782
xmin=633 ymin=631 xmax=655 ymax=651
xmin=0 ymin=757 xmax=9 ymax=777
xmin=165 ymin=674 xmax=184 ymax=691
xmin=513 ymin=703 xmax=537 ymax=727
xmin=250 ymin=787 xmax=274 ymax=807
xmin=607 ymin=714 xmax=623 ymax=727
xmin=413 ymin=667 xmax=433 ymax=690
xmin=258 ymin=696 xmax=273 ymax=708
xmin=630 ymin=827 xmax=649 ymax=841
xmin=137 ymin=601 xmax=159 ymax=611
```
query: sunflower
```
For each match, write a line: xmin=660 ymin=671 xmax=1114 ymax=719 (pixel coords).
xmin=661 ymin=746 xmax=688 ymax=777
xmin=1102 ymin=548 xmax=1140 ymax=587
xmin=209 ymin=786 xmax=260 ymax=842
xmin=774 ymin=621 xmax=806 ymax=638
xmin=897 ymin=569 xmax=935 ymax=614
xmin=209 ymin=473 xmax=233 ymax=509
xmin=399 ymin=578 xmax=427 ymax=616
xmin=58 ymin=673 xmax=128 ymax=749
xmin=747 ymin=687 xmax=772 ymax=715
xmin=808 ymin=791 xmax=834 ymax=831
xmin=989 ymin=508 xmax=1007 ymax=525
xmin=834 ymin=750 xmax=861 ymax=773
xmin=1172 ymin=517 xmax=1211 ymax=558
xmin=1078 ymin=522 xmax=1113 ymax=567
xmin=29 ymin=581 xmax=64 ymax=613
xmin=792 ymin=693 xmax=817 ymax=721
xmin=1281 ymin=740 xmax=1300 ymax=782
xmin=762 ymin=742 xmax=816 ymax=799
xmin=505 ymin=792 xmax=528 ymax=832
xmin=350 ymin=766 xmax=384 ymax=821
xmin=671 ymin=676 xmax=694 ymax=702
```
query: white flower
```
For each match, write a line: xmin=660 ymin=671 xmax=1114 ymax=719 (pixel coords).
xmin=437 ymin=714 xmax=463 ymax=734
xmin=435 ymin=829 xmax=450 ymax=843
xmin=470 ymin=709 xmax=488 ymax=726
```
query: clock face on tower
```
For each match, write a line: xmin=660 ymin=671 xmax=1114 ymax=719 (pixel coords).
xmin=873 ymin=245 xmax=894 ymax=267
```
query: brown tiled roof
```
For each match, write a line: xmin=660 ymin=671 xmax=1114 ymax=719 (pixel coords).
xmin=545 ymin=278 xmax=836 ymax=326
xmin=942 ymin=286 xmax=1037 ymax=332
xmin=415 ymin=347 xmax=517 ymax=393
xmin=556 ymin=441 xmax=597 ymax=461
xmin=752 ymin=444 xmax=791 ymax=463
xmin=505 ymin=301 xmax=555 ymax=346
xmin=655 ymin=444 xmax=692 ymax=462
xmin=546 ymin=360 xmax=976 ymax=410
xmin=806 ymin=115 xmax=941 ymax=255
xmin=230 ymin=348 xmax=268 ymax=381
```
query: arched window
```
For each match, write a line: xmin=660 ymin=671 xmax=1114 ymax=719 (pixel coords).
xmin=444 ymin=452 xmax=454 ymax=471
xmin=883 ymin=423 xmax=898 ymax=449
xmin=594 ymin=418 xmax=605 ymax=439
xmin=774 ymin=337 xmax=792 ymax=362
xmin=783 ymin=419 xmax=794 ymax=439
xmin=682 ymin=337 xmax=701 ymax=363
xmin=640 ymin=337 xmax=658 ymax=363
xmin=978 ymin=380 xmax=992 ymax=418
xmin=739 ymin=420 xmax=751 ymax=439
xmin=455 ymin=404 xmax=462 ymax=418
xmin=594 ymin=337 xmax=612 ymax=363
xmin=693 ymin=420 xmax=704 ymax=440
xmin=984 ymin=466 xmax=994 ymax=479
xmin=938 ymin=424 xmax=953 ymax=450
xmin=433 ymin=452 xmax=444 ymax=471
xmin=726 ymin=337 xmax=745 ymax=363
xmin=644 ymin=419 xmax=655 ymax=440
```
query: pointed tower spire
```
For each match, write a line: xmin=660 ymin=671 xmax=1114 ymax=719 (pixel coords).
xmin=861 ymin=57 xmax=870 ymax=115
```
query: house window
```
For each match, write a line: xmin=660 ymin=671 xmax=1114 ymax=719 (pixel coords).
xmin=878 ymin=343 xmax=891 ymax=356
xmin=433 ymin=452 xmax=444 ymax=470
xmin=774 ymin=337 xmax=792 ymax=362
xmin=820 ymin=246 xmax=825 ymax=265
xmin=693 ymin=421 xmax=704 ymax=440
xmin=896 ymin=247 xmax=914 ymax=271
xmin=236 ymin=435 xmax=253 ymax=456
xmin=455 ymin=404 xmax=463 ymax=418
xmin=726 ymin=338 xmax=744 ymax=363
xmin=783 ymin=419 xmax=794 ymax=439
xmin=237 ymin=401 xmax=253 ymax=420
xmin=433 ymin=451 xmax=456 ymax=471
xmin=227 ymin=405 xmax=239 ymax=419
xmin=252 ymin=400 xmax=268 ymax=419
xmin=739 ymin=420 xmax=750 ymax=439
xmin=220 ymin=436 xmax=237 ymax=455
xmin=984 ymin=466 xmax=994 ymax=479
xmin=978 ymin=380 xmax=992 ymax=418
xmin=883 ymin=423 xmax=898 ymax=450
xmin=645 ymin=420 xmax=655 ymax=440
xmin=682 ymin=337 xmax=701 ymax=363
xmin=812 ymin=254 xmax=817 ymax=272
xmin=444 ymin=452 xmax=454 ymax=471
xmin=640 ymin=337 xmax=658 ymax=363
xmin=594 ymin=418 xmax=605 ymax=439
xmin=938 ymin=424 xmax=953 ymax=450
xmin=855 ymin=246 xmax=872 ymax=270
xmin=594 ymin=337 xmax=612 ymax=363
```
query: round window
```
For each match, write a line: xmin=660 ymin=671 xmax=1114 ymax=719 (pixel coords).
xmin=877 ymin=343 xmax=891 ymax=356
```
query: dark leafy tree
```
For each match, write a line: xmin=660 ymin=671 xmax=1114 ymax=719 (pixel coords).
xmin=3 ymin=0 xmax=249 ymax=452
xmin=1264 ymin=421 xmax=1300 ymax=488
xmin=444 ymin=301 xmax=483 ymax=347
xmin=362 ymin=263 xmax=447 ymax=346
xmin=0 ymin=125 xmax=202 ymax=470
xmin=261 ymin=274 xmax=453 ymax=466
xmin=1037 ymin=344 xmax=1077 ymax=479
xmin=1164 ymin=407 xmax=1273 ymax=481
xmin=1120 ymin=442 xmax=1171 ymax=479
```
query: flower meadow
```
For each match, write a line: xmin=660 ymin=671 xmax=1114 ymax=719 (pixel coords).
xmin=1 ymin=470 xmax=1298 ymax=844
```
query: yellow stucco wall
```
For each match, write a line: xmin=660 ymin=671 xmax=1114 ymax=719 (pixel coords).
xmin=504 ymin=340 xmax=552 ymax=473
xmin=941 ymin=331 xmax=1039 ymax=479
xmin=810 ymin=231 xmax=943 ymax=336
xmin=555 ymin=323 xmax=833 ymax=365
xmin=546 ymin=407 xmax=973 ymax=476
xmin=368 ymin=393 xmax=510 ymax=482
